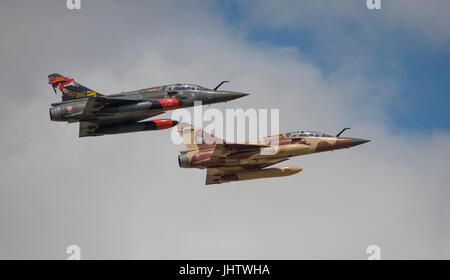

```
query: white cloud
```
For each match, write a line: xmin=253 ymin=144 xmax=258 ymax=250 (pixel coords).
xmin=239 ymin=0 xmax=450 ymax=45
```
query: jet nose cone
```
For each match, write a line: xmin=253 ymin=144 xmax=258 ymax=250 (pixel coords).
xmin=207 ymin=90 xmax=249 ymax=104
xmin=350 ymin=138 xmax=370 ymax=147
xmin=222 ymin=91 xmax=250 ymax=101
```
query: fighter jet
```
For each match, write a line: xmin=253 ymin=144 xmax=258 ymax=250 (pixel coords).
xmin=48 ymin=74 xmax=248 ymax=137
xmin=177 ymin=124 xmax=369 ymax=185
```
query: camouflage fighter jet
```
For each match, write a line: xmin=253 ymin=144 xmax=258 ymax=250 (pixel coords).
xmin=48 ymin=74 xmax=248 ymax=137
xmin=177 ymin=124 xmax=369 ymax=185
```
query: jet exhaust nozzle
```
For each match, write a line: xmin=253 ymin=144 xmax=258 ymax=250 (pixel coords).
xmin=49 ymin=106 xmax=62 ymax=121
xmin=178 ymin=153 xmax=190 ymax=168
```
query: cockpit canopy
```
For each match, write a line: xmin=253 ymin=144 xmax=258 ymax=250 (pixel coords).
xmin=161 ymin=83 xmax=211 ymax=91
xmin=285 ymin=130 xmax=333 ymax=138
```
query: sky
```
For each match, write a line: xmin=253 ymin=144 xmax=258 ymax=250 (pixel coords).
xmin=0 ymin=0 xmax=449 ymax=259
xmin=219 ymin=0 xmax=450 ymax=132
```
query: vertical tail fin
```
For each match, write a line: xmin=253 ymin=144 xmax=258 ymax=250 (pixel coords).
xmin=177 ymin=122 xmax=224 ymax=150
xmin=48 ymin=73 xmax=103 ymax=102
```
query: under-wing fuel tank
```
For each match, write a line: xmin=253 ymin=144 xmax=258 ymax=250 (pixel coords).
xmin=220 ymin=166 xmax=302 ymax=183
xmin=89 ymin=119 xmax=178 ymax=136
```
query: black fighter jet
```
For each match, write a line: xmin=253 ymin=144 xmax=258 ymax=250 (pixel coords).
xmin=48 ymin=74 xmax=248 ymax=137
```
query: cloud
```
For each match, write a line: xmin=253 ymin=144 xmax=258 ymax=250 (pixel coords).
xmin=0 ymin=0 xmax=449 ymax=259
xmin=237 ymin=0 xmax=450 ymax=46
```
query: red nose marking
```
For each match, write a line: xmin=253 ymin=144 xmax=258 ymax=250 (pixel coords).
xmin=158 ymin=98 xmax=179 ymax=110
